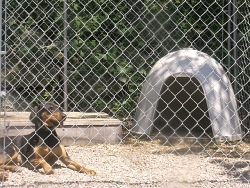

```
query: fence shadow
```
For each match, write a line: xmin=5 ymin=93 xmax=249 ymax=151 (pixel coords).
xmin=124 ymin=132 xmax=250 ymax=183
xmin=210 ymin=158 xmax=250 ymax=183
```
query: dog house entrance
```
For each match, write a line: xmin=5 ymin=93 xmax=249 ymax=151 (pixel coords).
xmin=153 ymin=74 xmax=213 ymax=138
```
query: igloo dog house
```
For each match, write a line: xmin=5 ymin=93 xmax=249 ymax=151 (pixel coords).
xmin=131 ymin=49 xmax=242 ymax=141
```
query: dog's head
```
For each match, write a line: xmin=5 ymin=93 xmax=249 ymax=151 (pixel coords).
xmin=29 ymin=101 xmax=66 ymax=131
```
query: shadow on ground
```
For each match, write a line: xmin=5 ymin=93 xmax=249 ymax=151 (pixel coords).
xmin=123 ymin=133 xmax=250 ymax=184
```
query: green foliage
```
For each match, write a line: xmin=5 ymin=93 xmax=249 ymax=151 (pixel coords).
xmin=4 ymin=0 xmax=248 ymax=117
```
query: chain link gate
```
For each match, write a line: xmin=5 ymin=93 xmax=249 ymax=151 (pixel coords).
xmin=0 ymin=0 xmax=250 ymax=187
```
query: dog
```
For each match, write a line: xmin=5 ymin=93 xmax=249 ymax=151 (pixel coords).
xmin=0 ymin=101 xmax=96 ymax=175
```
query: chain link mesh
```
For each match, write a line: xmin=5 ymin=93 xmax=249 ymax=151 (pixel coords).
xmin=0 ymin=0 xmax=250 ymax=186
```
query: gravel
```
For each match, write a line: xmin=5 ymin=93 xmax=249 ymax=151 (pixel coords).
xmin=1 ymin=139 xmax=250 ymax=188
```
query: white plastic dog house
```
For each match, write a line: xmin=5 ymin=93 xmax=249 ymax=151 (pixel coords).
xmin=131 ymin=49 xmax=242 ymax=141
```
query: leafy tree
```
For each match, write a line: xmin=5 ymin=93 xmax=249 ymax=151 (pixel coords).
xmin=2 ymin=0 xmax=249 ymax=118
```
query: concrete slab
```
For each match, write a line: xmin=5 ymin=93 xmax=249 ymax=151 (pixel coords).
xmin=0 ymin=112 xmax=122 ymax=145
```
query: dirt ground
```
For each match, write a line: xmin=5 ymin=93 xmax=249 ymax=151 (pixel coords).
xmin=1 ymin=134 xmax=250 ymax=187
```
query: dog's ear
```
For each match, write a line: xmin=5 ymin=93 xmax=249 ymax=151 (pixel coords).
xmin=29 ymin=106 xmax=40 ymax=130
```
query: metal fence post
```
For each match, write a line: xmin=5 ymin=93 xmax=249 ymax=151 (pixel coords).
xmin=63 ymin=0 xmax=68 ymax=111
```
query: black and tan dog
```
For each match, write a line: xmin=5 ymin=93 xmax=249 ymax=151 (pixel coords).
xmin=0 ymin=101 xmax=96 ymax=175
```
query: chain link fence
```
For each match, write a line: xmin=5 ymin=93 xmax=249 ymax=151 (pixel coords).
xmin=1 ymin=0 xmax=250 ymax=186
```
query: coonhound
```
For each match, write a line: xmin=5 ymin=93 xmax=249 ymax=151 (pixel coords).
xmin=0 ymin=101 xmax=96 ymax=175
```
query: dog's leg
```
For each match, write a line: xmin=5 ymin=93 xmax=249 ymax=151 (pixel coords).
xmin=52 ymin=144 xmax=96 ymax=175
xmin=28 ymin=158 xmax=54 ymax=175
xmin=0 ymin=164 xmax=17 ymax=172
xmin=29 ymin=146 xmax=54 ymax=174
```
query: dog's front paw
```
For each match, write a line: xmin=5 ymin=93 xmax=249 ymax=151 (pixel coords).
xmin=45 ymin=168 xmax=54 ymax=175
xmin=84 ymin=169 xmax=96 ymax=175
